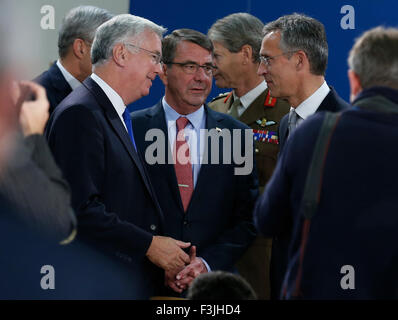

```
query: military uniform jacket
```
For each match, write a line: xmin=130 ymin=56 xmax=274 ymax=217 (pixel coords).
xmin=209 ymin=89 xmax=290 ymax=191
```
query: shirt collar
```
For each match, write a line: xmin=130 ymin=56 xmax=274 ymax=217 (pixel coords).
xmin=162 ymin=96 xmax=205 ymax=130
xmin=233 ymin=80 xmax=267 ymax=109
xmin=294 ymin=81 xmax=330 ymax=119
xmin=91 ymin=73 xmax=126 ymax=119
xmin=56 ymin=60 xmax=81 ymax=90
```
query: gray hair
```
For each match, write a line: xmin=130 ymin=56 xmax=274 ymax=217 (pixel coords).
xmin=262 ymin=13 xmax=328 ymax=76
xmin=208 ymin=13 xmax=264 ymax=62
xmin=91 ymin=14 xmax=166 ymax=66
xmin=58 ymin=6 xmax=113 ymax=59
xmin=162 ymin=29 xmax=213 ymax=65
xmin=348 ymin=26 xmax=398 ymax=90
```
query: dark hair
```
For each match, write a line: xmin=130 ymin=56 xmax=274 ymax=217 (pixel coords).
xmin=162 ymin=29 xmax=213 ymax=64
xmin=263 ymin=13 xmax=328 ymax=76
xmin=186 ymin=271 xmax=257 ymax=300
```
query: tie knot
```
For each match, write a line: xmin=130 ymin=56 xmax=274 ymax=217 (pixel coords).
xmin=176 ymin=117 xmax=190 ymax=131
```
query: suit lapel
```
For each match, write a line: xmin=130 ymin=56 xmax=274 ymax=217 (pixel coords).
xmin=49 ymin=62 xmax=73 ymax=102
xmin=82 ymin=78 xmax=154 ymax=200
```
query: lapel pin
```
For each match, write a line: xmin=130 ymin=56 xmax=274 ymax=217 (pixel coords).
xmin=216 ymin=127 xmax=222 ymax=132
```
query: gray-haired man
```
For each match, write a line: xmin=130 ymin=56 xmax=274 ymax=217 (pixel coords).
xmin=35 ymin=6 xmax=113 ymax=114
xmin=46 ymin=14 xmax=192 ymax=297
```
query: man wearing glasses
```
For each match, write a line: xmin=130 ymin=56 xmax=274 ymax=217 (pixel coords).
xmin=131 ymin=29 xmax=258 ymax=296
xmin=256 ymin=13 xmax=349 ymax=299
xmin=46 ymin=15 xmax=193 ymax=298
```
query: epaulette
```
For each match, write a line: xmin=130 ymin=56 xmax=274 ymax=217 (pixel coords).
xmin=210 ymin=92 xmax=231 ymax=102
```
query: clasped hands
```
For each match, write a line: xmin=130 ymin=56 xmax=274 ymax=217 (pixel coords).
xmin=146 ymin=236 xmax=207 ymax=293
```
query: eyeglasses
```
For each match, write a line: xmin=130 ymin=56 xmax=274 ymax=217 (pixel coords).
xmin=165 ymin=62 xmax=216 ymax=76
xmin=259 ymin=51 xmax=297 ymax=66
xmin=124 ymin=43 xmax=162 ymax=65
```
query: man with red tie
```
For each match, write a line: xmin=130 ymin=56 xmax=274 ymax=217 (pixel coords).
xmin=132 ymin=29 xmax=258 ymax=295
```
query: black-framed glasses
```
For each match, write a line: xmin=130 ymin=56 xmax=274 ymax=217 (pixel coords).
xmin=259 ymin=50 xmax=297 ymax=66
xmin=165 ymin=62 xmax=216 ymax=76
xmin=124 ymin=43 xmax=162 ymax=65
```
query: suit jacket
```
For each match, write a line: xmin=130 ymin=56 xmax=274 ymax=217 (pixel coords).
xmin=254 ymin=87 xmax=398 ymax=299
xmin=46 ymin=77 xmax=165 ymax=295
xmin=35 ymin=62 xmax=73 ymax=115
xmin=271 ymin=86 xmax=349 ymax=299
xmin=278 ymin=87 xmax=350 ymax=153
xmin=131 ymin=101 xmax=258 ymax=272
xmin=0 ymin=133 xmax=76 ymax=243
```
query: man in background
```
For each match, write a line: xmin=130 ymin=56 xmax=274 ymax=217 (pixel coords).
xmin=35 ymin=6 xmax=113 ymax=114
xmin=208 ymin=13 xmax=290 ymax=299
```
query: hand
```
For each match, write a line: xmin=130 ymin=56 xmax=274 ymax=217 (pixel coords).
xmin=13 ymin=81 xmax=49 ymax=136
xmin=174 ymin=246 xmax=208 ymax=291
xmin=146 ymin=236 xmax=191 ymax=272
xmin=165 ymin=246 xmax=197 ymax=293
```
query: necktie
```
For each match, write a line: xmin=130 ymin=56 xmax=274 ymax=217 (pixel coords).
xmin=174 ymin=117 xmax=193 ymax=212
xmin=122 ymin=108 xmax=137 ymax=150
xmin=288 ymin=109 xmax=298 ymax=137
xmin=228 ymin=97 xmax=241 ymax=119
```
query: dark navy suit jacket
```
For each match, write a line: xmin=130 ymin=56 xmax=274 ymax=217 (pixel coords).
xmin=131 ymin=101 xmax=258 ymax=272
xmin=255 ymin=87 xmax=398 ymax=299
xmin=270 ymin=86 xmax=349 ymax=299
xmin=46 ymin=77 xmax=165 ymax=295
xmin=278 ymin=87 xmax=350 ymax=153
xmin=35 ymin=62 xmax=73 ymax=115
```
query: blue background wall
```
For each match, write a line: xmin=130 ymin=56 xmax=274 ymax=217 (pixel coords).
xmin=128 ymin=0 xmax=398 ymax=111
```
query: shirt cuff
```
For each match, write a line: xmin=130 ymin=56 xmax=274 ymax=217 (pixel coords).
xmin=200 ymin=257 xmax=211 ymax=272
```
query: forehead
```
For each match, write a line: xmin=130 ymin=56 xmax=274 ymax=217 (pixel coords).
xmin=174 ymin=40 xmax=213 ymax=63
xmin=261 ymin=31 xmax=282 ymax=54
xmin=212 ymin=41 xmax=229 ymax=54
xmin=137 ymin=30 xmax=162 ymax=52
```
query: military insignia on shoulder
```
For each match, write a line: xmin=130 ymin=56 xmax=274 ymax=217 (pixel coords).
xmin=210 ymin=92 xmax=230 ymax=102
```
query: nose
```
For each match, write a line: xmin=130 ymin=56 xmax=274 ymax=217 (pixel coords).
xmin=154 ymin=62 xmax=163 ymax=76
xmin=257 ymin=61 xmax=268 ymax=77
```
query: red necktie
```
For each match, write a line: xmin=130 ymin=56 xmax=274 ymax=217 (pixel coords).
xmin=174 ymin=117 xmax=193 ymax=212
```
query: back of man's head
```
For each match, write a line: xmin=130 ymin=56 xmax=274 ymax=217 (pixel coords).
xmin=91 ymin=14 xmax=166 ymax=67
xmin=162 ymin=28 xmax=213 ymax=65
xmin=348 ymin=26 xmax=398 ymax=90
xmin=263 ymin=13 xmax=328 ymax=76
xmin=208 ymin=13 xmax=264 ymax=63
xmin=186 ymin=271 xmax=257 ymax=300
xmin=58 ymin=6 xmax=113 ymax=59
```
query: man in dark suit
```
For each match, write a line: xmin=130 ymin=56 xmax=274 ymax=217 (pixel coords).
xmin=254 ymin=26 xmax=398 ymax=299
xmin=256 ymin=14 xmax=349 ymax=298
xmin=46 ymin=15 xmax=192 ymax=297
xmin=131 ymin=29 xmax=258 ymax=294
xmin=35 ymin=6 xmax=113 ymax=114
xmin=207 ymin=13 xmax=290 ymax=299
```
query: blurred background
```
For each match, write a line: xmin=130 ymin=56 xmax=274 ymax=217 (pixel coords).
xmin=8 ymin=0 xmax=398 ymax=110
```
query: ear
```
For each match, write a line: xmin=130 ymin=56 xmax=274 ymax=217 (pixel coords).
xmin=348 ymin=69 xmax=362 ymax=102
xmin=294 ymin=50 xmax=307 ymax=71
xmin=159 ymin=64 xmax=168 ymax=86
xmin=72 ymin=39 xmax=86 ymax=60
xmin=240 ymin=44 xmax=253 ymax=65
xmin=112 ymin=43 xmax=128 ymax=67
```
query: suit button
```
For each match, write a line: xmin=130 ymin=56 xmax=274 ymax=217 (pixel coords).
xmin=255 ymin=148 xmax=259 ymax=153
xmin=183 ymin=221 xmax=188 ymax=226
xmin=150 ymin=224 xmax=156 ymax=231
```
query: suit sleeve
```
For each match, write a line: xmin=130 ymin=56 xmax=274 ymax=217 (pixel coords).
xmin=200 ymin=127 xmax=259 ymax=270
xmin=0 ymin=132 xmax=76 ymax=243
xmin=47 ymin=106 xmax=153 ymax=258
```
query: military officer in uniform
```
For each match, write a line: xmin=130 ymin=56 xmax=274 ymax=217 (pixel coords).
xmin=207 ymin=13 xmax=290 ymax=299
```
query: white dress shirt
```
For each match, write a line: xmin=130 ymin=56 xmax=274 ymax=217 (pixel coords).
xmin=56 ymin=60 xmax=81 ymax=91
xmin=292 ymin=81 xmax=330 ymax=128
xmin=90 ymin=73 xmax=128 ymax=132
